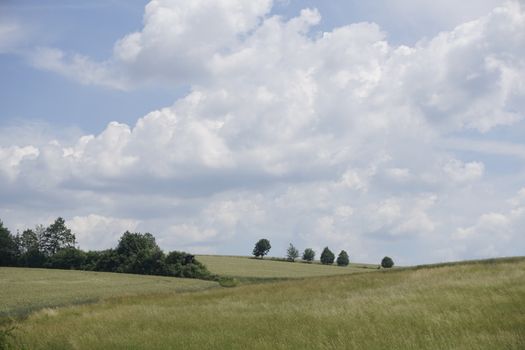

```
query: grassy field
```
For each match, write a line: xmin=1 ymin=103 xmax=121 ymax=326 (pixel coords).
xmin=5 ymin=257 xmax=524 ymax=349
xmin=196 ymin=255 xmax=376 ymax=279
xmin=0 ymin=267 xmax=217 ymax=318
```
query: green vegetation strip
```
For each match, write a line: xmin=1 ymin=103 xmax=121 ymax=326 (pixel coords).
xmin=6 ymin=257 xmax=525 ymax=349
xmin=0 ymin=267 xmax=217 ymax=318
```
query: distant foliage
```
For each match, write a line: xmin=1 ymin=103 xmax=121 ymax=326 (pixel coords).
xmin=302 ymin=248 xmax=315 ymax=262
xmin=252 ymin=238 xmax=271 ymax=258
xmin=286 ymin=243 xmax=299 ymax=262
xmin=336 ymin=250 xmax=349 ymax=266
xmin=40 ymin=217 xmax=76 ymax=256
xmin=0 ymin=218 xmax=212 ymax=280
xmin=381 ymin=256 xmax=394 ymax=268
xmin=320 ymin=247 xmax=335 ymax=265
xmin=0 ymin=221 xmax=17 ymax=266
xmin=48 ymin=247 xmax=86 ymax=269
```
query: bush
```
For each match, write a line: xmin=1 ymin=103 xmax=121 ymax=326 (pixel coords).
xmin=165 ymin=251 xmax=212 ymax=279
xmin=302 ymin=248 xmax=315 ymax=262
xmin=336 ymin=250 xmax=349 ymax=266
xmin=320 ymin=247 xmax=335 ymax=265
xmin=381 ymin=256 xmax=394 ymax=268
xmin=252 ymin=238 xmax=271 ymax=258
xmin=218 ymin=277 xmax=239 ymax=288
xmin=93 ymin=249 xmax=122 ymax=272
xmin=48 ymin=248 xmax=86 ymax=269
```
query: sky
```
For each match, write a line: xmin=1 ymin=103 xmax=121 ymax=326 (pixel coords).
xmin=0 ymin=0 xmax=524 ymax=265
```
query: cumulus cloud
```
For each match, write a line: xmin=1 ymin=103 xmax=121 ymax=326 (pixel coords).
xmin=69 ymin=214 xmax=140 ymax=250
xmin=0 ymin=146 xmax=39 ymax=181
xmin=2 ymin=1 xmax=525 ymax=263
xmin=452 ymin=188 xmax=525 ymax=259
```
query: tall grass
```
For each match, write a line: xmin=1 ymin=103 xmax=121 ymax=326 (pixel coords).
xmin=10 ymin=257 xmax=525 ymax=349
xmin=0 ymin=267 xmax=217 ymax=319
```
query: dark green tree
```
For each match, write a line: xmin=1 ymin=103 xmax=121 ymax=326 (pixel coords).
xmin=336 ymin=250 xmax=349 ymax=266
xmin=0 ymin=220 xmax=17 ymax=266
xmin=18 ymin=229 xmax=39 ymax=254
xmin=48 ymin=247 xmax=86 ymax=269
xmin=116 ymin=231 xmax=166 ymax=275
xmin=286 ymin=243 xmax=299 ymax=262
xmin=17 ymin=228 xmax=46 ymax=267
xmin=320 ymin=247 xmax=335 ymax=265
xmin=302 ymin=248 xmax=315 ymax=262
xmin=252 ymin=238 xmax=271 ymax=258
xmin=165 ymin=251 xmax=211 ymax=279
xmin=381 ymin=256 xmax=394 ymax=268
xmin=40 ymin=218 xmax=76 ymax=256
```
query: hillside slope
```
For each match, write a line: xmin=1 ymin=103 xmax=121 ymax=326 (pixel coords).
xmin=9 ymin=257 xmax=525 ymax=349
xmin=0 ymin=267 xmax=217 ymax=318
xmin=196 ymin=255 xmax=376 ymax=278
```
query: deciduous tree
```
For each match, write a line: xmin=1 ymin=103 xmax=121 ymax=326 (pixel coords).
xmin=252 ymin=238 xmax=271 ymax=258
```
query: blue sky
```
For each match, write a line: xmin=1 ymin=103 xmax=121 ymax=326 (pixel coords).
xmin=0 ymin=0 xmax=524 ymax=264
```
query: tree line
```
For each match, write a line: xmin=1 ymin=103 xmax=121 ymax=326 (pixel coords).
xmin=0 ymin=218 xmax=213 ymax=279
xmin=253 ymin=238 xmax=395 ymax=268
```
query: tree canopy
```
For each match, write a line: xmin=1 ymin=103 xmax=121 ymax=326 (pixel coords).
xmin=320 ymin=247 xmax=335 ymax=265
xmin=252 ymin=238 xmax=271 ymax=258
xmin=336 ymin=250 xmax=349 ymax=266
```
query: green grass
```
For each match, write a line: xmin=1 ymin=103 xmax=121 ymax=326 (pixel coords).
xmin=196 ymin=255 xmax=375 ymax=279
xmin=6 ymin=257 xmax=525 ymax=349
xmin=0 ymin=267 xmax=217 ymax=318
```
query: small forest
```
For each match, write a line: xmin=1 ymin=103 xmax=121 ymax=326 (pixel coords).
xmin=0 ymin=218 xmax=212 ymax=280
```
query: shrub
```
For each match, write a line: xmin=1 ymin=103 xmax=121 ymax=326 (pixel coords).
xmin=218 ymin=277 xmax=239 ymax=288
xmin=381 ymin=256 xmax=394 ymax=268
xmin=320 ymin=247 xmax=335 ymax=265
xmin=336 ymin=250 xmax=349 ymax=266
xmin=93 ymin=249 xmax=122 ymax=272
xmin=252 ymin=238 xmax=271 ymax=258
xmin=302 ymin=248 xmax=315 ymax=262
xmin=165 ymin=251 xmax=212 ymax=279
xmin=48 ymin=248 xmax=86 ymax=269
xmin=286 ymin=243 xmax=299 ymax=262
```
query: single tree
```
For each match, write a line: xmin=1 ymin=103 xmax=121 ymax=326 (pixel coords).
xmin=18 ymin=229 xmax=39 ymax=254
xmin=17 ymin=228 xmax=46 ymax=267
xmin=116 ymin=231 xmax=165 ymax=275
xmin=40 ymin=217 xmax=76 ymax=256
xmin=302 ymin=248 xmax=315 ymax=263
xmin=320 ymin=247 xmax=335 ymax=265
xmin=252 ymin=238 xmax=271 ymax=258
xmin=286 ymin=243 xmax=299 ymax=262
xmin=336 ymin=250 xmax=349 ymax=266
xmin=381 ymin=256 xmax=394 ymax=268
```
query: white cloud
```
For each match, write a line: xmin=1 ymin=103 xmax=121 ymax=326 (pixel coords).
xmin=442 ymin=158 xmax=484 ymax=182
xmin=2 ymin=1 xmax=525 ymax=264
xmin=0 ymin=146 xmax=39 ymax=181
xmin=69 ymin=214 xmax=140 ymax=250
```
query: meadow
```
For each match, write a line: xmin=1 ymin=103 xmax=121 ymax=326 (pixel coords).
xmin=0 ymin=267 xmax=217 ymax=318
xmin=196 ymin=255 xmax=376 ymax=279
xmin=3 ymin=257 xmax=524 ymax=349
